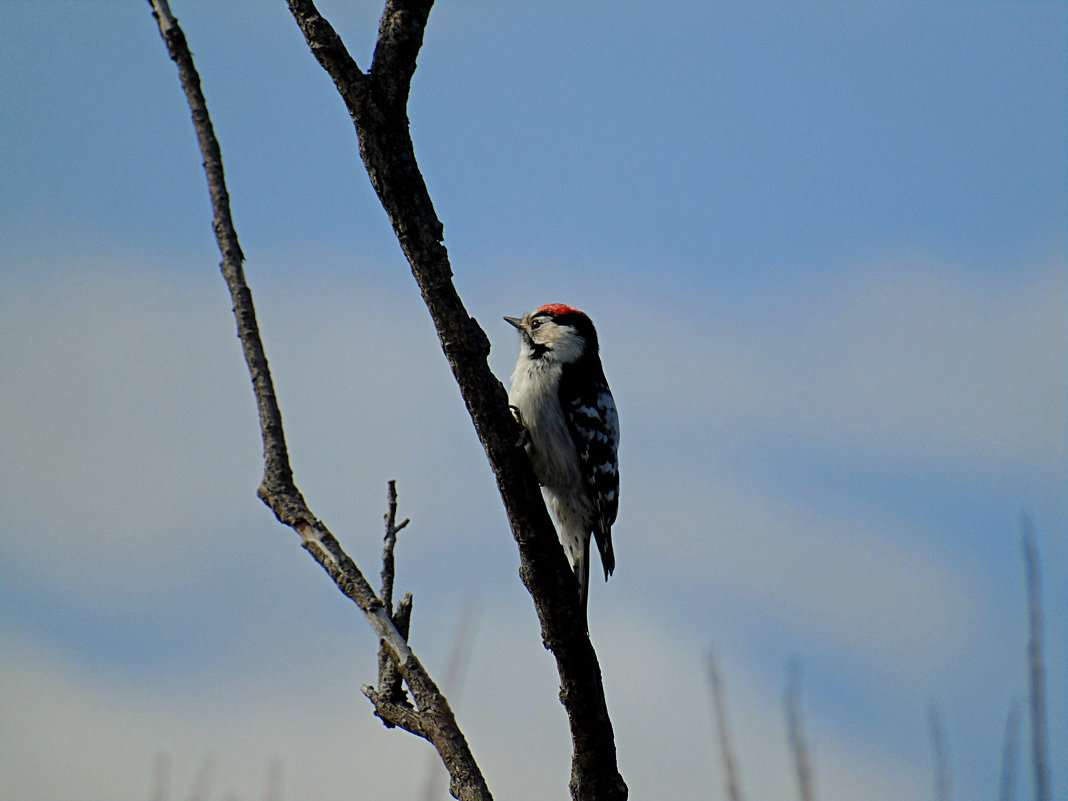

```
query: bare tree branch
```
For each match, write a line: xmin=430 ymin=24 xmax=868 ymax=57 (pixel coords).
xmin=363 ymin=684 xmax=432 ymax=738
xmin=378 ymin=591 xmax=415 ymax=714
xmin=705 ymin=650 xmax=744 ymax=801
xmin=382 ymin=478 xmax=411 ymax=613
xmin=147 ymin=6 xmax=490 ymax=799
xmin=928 ymin=700 xmax=950 ymax=801
xmin=282 ymin=3 xmax=626 ymax=798
xmin=999 ymin=697 xmax=1022 ymax=801
xmin=784 ymin=660 xmax=815 ymax=801
xmin=1021 ymin=514 xmax=1050 ymax=801
xmin=377 ymin=480 xmax=413 ymax=713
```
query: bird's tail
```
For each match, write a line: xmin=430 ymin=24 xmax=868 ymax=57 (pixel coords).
xmin=594 ymin=525 xmax=615 ymax=580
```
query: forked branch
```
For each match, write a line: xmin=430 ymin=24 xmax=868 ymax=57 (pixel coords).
xmin=146 ymin=4 xmax=489 ymax=799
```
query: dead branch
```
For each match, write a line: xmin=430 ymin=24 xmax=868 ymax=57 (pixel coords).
xmin=705 ymin=650 xmax=744 ymax=801
xmin=283 ymin=2 xmax=626 ymax=797
xmin=378 ymin=590 xmax=414 ymax=714
xmin=999 ymin=697 xmax=1021 ymax=801
xmin=362 ymin=684 xmax=432 ymax=738
xmin=1021 ymin=515 xmax=1050 ymax=801
xmin=784 ymin=660 xmax=815 ymax=801
xmin=928 ymin=701 xmax=950 ymax=801
xmin=382 ymin=478 xmax=411 ymax=613
xmin=147 ymin=5 xmax=489 ymax=799
xmin=377 ymin=480 xmax=413 ymax=712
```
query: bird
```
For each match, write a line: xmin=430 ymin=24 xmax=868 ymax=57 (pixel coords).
xmin=504 ymin=303 xmax=619 ymax=629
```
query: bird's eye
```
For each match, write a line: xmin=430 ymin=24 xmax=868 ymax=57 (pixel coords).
xmin=530 ymin=319 xmax=542 ymax=330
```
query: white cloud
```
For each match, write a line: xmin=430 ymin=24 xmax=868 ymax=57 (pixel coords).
xmin=0 ymin=626 xmax=433 ymax=801
xmin=0 ymin=266 xmax=258 ymax=592
xmin=591 ymin=610 xmax=925 ymax=801
xmin=623 ymin=259 xmax=1066 ymax=476
xmin=784 ymin=265 xmax=1065 ymax=469
xmin=1 ymin=597 xmax=930 ymax=801
xmin=0 ymin=259 xmax=498 ymax=607
xmin=622 ymin=465 xmax=984 ymax=683
xmin=0 ymin=253 xmax=1061 ymax=801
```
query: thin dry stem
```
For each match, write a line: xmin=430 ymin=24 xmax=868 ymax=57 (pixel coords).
xmin=999 ymin=698 xmax=1022 ymax=801
xmin=1021 ymin=515 xmax=1050 ymax=801
xmin=706 ymin=650 xmax=744 ymax=801
xmin=928 ymin=701 xmax=950 ymax=801
xmin=382 ymin=478 xmax=410 ymax=613
xmin=785 ymin=660 xmax=815 ymax=801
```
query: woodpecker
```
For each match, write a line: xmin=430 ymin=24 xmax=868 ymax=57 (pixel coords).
xmin=505 ymin=304 xmax=619 ymax=628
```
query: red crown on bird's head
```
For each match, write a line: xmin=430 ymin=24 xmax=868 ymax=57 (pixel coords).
xmin=536 ymin=303 xmax=585 ymax=317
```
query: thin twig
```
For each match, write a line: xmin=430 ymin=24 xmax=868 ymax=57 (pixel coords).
xmin=1021 ymin=514 xmax=1050 ymax=801
xmin=785 ymin=660 xmax=815 ymax=801
xmin=705 ymin=650 xmax=744 ymax=801
xmin=928 ymin=701 xmax=950 ymax=801
xmin=377 ymin=480 xmax=413 ymax=709
xmin=999 ymin=697 xmax=1022 ymax=801
xmin=364 ymin=685 xmax=431 ymax=738
xmin=376 ymin=602 xmax=413 ymax=718
xmin=378 ymin=591 xmax=414 ymax=713
xmin=382 ymin=478 xmax=410 ymax=613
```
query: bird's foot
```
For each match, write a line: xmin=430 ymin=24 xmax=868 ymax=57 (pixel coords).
xmin=509 ymin=405 xmax=531 ymax=448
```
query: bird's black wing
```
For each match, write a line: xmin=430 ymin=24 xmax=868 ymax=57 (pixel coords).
xmin=561 ymin=375 xmax=619 ymax=580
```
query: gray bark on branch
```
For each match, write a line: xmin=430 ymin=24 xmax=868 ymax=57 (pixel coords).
xmin=146 ymin=4 xmax=490 ymax=800
xmin=284 ymin=1 xmax=627 ymax=797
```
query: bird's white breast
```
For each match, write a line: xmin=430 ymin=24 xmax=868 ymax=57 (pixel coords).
xmin=508 ymin=358 xmax=585 ymax=501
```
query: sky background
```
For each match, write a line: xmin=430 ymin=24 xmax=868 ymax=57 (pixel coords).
xmin=1 ymin=1 xmax=1065 ymax=800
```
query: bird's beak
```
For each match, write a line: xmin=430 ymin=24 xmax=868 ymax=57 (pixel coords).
xmin=503 ymin=315 xmax=523 ymax=330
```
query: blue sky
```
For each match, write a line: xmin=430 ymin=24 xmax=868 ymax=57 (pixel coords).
xmin=1 ymin=2 xmax=1065 ymax=800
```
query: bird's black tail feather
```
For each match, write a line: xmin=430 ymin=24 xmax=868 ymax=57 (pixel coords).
xmin=594 ymin=526 xmax=615 ymax=580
